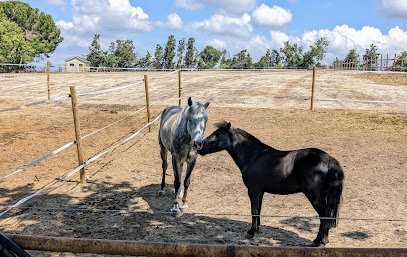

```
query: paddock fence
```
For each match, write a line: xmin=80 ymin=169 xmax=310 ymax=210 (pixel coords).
xmin=4 ymin=234 xmax=407 ymax=257
xmin=0 ymin=65 xmax=406 ymax=255
xmin=331 ymin=54 xmax=407 ymax=71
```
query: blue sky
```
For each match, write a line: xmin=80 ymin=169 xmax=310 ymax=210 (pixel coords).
xmin=21 ymin=0 xmax=407 ymax=65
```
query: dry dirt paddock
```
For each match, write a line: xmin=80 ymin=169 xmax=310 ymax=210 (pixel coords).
xmin=0 ymin=71 xmax=406 ymax=256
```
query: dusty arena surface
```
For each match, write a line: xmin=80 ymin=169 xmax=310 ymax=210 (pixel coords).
xmin=0 ymin=70 xmax=406 ymax=256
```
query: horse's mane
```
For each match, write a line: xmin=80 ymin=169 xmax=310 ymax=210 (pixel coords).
xmin=234 ymin=128 xmax=264 ymax=145
xmin=214 ymin=120 xmax=229 ymax=128
xmin=214 ymin=120 xmax=265 ymax=146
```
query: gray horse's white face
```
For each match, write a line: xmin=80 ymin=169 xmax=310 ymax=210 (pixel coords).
xmin=187 ymin=98 xmax=209 ymax=150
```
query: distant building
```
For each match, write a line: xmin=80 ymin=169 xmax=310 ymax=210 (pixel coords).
xmin=64 ymin=56 xmax=90 ymax=72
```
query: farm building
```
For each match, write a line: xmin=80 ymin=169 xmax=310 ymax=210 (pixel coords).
xmin=64 ymin=56 xmax=90 ymax=72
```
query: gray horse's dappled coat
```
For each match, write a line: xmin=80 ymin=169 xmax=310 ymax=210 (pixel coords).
xmin=158 ymin=97 xmax=209 ymax=213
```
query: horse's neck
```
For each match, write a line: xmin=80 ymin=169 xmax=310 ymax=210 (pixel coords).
xmin=227 ymin=131 xmax=268 ymax=175
xmin=175 ymin=108 xmax=191 ymax=143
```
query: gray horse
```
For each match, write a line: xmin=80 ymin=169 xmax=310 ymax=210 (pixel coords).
xmin=158 ymin=97 xmax=209 ymax=213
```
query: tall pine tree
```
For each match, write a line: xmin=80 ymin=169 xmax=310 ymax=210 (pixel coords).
xmin=163 ymin=35 xmax=176 ymax=69
xmin=87 ymin=34 xmax=106 ymax=67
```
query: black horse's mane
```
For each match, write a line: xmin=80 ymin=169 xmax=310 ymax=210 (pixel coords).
xmin=215 ymin=120 xmax=267 ymax=146
xmin=234 ymin=128 xmax=265 ymax=145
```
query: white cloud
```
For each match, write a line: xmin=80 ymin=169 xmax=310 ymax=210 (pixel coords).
xmin=380 ymin=0 xmax=407 ymax=19
xmin=252 ymin=4 xmax=292 ymax=28
xmin=207 ymin=39 xmax=226 ymax=49
xmin=270 ymin=30 xmax=291 ymax=49
xmin=175 ymin=0 xmax=256 ymax=14
xmin=279 ymin=25 xmax=407 ymax=63
xmin=61 ymin=0 xmax=150 ymax=36
xmin=167 ymin=13 xmax=183 ymax=29
xmin=55 ymin=0 xmax=150 ymax=50
xmin=46 ymin=0 xmax=65 ymax=6
xmin=56 ymin=20 xmax=73 ymax=30
xmin=194 ymin=13 xmax=253 ymax=38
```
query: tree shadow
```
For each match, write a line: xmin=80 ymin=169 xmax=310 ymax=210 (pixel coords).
xmin=0 ymin=181 xmax=313 ymax=256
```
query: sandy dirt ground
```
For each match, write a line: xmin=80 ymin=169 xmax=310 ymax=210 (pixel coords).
xmin=0 ymin=71 xmax=406 ymax=256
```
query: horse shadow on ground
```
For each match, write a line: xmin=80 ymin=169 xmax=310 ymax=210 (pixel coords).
xmin=0 ymin=181 xmax=314 ymax=253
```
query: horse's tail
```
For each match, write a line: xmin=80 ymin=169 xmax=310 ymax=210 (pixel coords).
xmin=325 ymin=157 xmax=344 ymax=228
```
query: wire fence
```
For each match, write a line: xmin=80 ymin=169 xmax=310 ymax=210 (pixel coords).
xmin=0 ymin=67 xmax=405 ymax=228
xmin=0 ymin=69 xmax=182 ymax=220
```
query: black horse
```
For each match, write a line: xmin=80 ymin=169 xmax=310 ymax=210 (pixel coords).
xmin=197 ymin=121 xmax=344 ymax=247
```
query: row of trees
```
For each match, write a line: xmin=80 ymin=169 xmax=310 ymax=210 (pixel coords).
xmin=0 ymin=2 xmax=63 ymax=65
xmin=86 ymin=34 xmax=331 ymax=69
xmin=334 ymin=44 xmax=407 ymax=69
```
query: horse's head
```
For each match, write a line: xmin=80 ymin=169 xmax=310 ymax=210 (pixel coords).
xmin=198 ymin=121 xmax=232 ymax=156
xmin=186 ymin=97 xmax=210 ymax=150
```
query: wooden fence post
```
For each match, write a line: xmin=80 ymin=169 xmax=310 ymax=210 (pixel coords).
xmin=178 ymin=70 xmax=182 ymax=106
xmin=393 ymin=54 xmax=396 ymax=71
xmin=380 ymin=54 xmax=383 ymax=71
xmin=69 ymin=86 xmax=85 ymax=184
xmin=310 ymin=66 xmax=316 ymax=111
xmin=47 ymin=61 xmax=51 ymax=100
xmin=144 ymin=75 xmax=151 ymax=132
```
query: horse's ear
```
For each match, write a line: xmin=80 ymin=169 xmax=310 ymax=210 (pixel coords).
xmin=204 ymin=102 xmax=210 ymax=109
xmin=188 ymin=97 xmax=192 ymax=106
xmin=226 ymin=122 xmax=231 ymax=130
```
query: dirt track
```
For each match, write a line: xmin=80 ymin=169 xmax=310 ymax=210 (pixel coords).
xmin=0 ymin=71 xmax=406 ymax=255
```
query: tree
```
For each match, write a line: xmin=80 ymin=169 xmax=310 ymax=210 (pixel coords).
xmin=363 ymin=44 xmax=379 ymax=70
xmin=395 ymin=51 xmax=407 ymax=68
xmin=280 ymin=41 xmax=303 ymax=67
xmin=231 ymin=49 xmax=252 ymax=68
xmin=344 ymin=49 xmax=359 ymax=68
xmin=153 ymin=44 xmax=164 ymax=69
xmin=270 ymin=49 xmax=283 ymax=67
xmin=163 ymin=35 xmax=176 ymax=69
xmin=198 ymin=46 xmax=221 ymax=69
xmin=345 ymin=49 xmax=359 ymax=62
xmin=86 ymin=34 xmax=106 ymax=67
xmin=302 ymin=37 xmax=329 ymax=67
xmin=137 ymin=51 xmax=153 ymax=68
xmin=185 ymin=37 xmax=196 ymax=68
xmin=0 ymin=1 xmax=63 ymax=65
xmin=254 ymin=49 xmax=272 ymax=68
xmin=107 ymin=40 xmax=136 ymax=68
xmin=176 ymin=38 xmax=185 ymax=68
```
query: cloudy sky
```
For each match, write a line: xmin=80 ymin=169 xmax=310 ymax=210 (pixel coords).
xmin=22 ymin=0 xmax=407 ymax=65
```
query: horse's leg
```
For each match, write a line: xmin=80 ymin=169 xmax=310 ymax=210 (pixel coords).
xmin=181 ymin=157 xmax=196 ymax=209
xmin=257 ymin=192 xmax=264 ymax=232
xmin=170 ymin=155 xmax=182 ymax=213
xmin=158 ymin=142 xmax=168 ymax=196
xmin=246 ymin=189 xmax=261 ymax=238
xmin=305 ymin=190 xmax=329 ymax=247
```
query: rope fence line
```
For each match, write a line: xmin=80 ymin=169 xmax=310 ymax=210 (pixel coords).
xmin=317 ymin=98 xmax=407 ymax=105
xmin=0 ymin=114 xmax=162 ymax=219
xmin=0 ymin=94 xmax=69 ymax=113
xmin=2 ymin=206 xmax=406 ymax=223
xmin=0 ymin=107 xmax=146 ymax=181
xmin=77 ymin=81 xmax=144 ymax=97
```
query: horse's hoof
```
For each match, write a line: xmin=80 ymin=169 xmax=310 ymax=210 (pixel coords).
xmin=158 ymin=190 xmax=165 ymax=196
xmin=246 ymin=229 xmax=255 ymax=239
xmin=180 ymin=203 xmax=188 ymax=209
xmin=310 ymin=241 xmax=325 ymax=247
xmin=170 ymin=204 xmax=181 ymax=213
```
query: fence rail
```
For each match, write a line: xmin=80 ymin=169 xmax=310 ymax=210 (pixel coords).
xmin=5 ymin=234 xmax=407 ymax=257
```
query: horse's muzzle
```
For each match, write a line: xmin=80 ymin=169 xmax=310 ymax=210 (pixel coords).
xmin=193 ymin=140 xmax=203 ymax=150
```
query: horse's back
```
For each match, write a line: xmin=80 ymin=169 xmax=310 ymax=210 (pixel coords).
xmin=159 ymin=105 xmax=183 ymax=151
